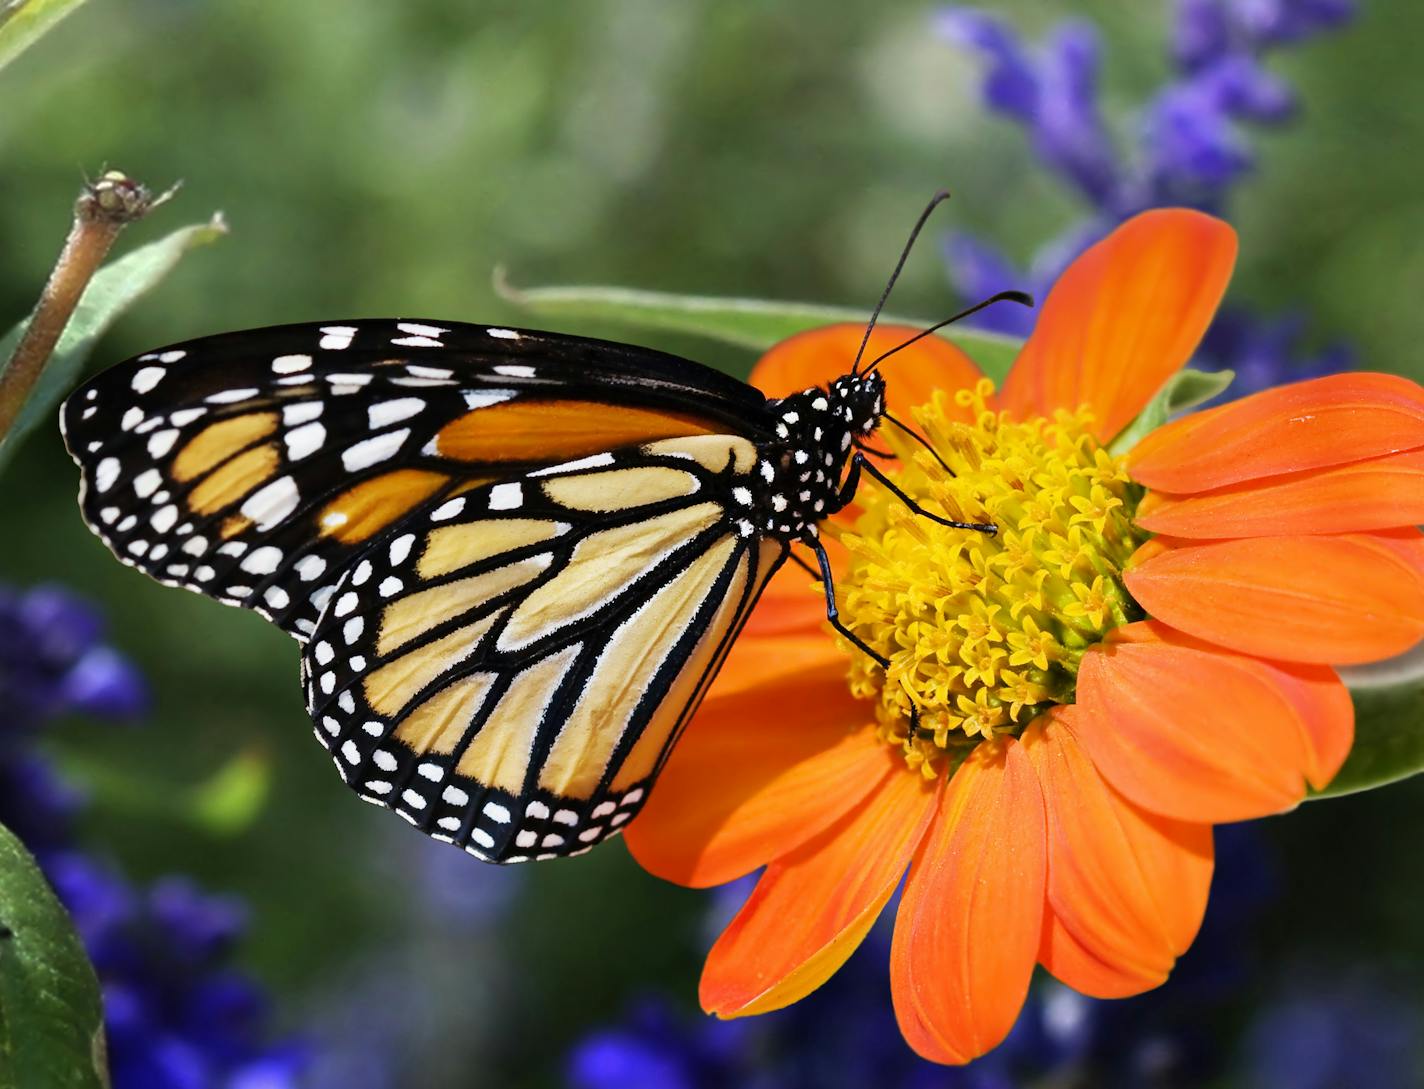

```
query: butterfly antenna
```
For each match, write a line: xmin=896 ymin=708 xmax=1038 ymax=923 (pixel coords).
xmin=881 ymin=411 xmax=956 ymax=475
xmin=851 ymin=190 xmax=955 ymax=376
xmin=861 ymin=290 xmax=1034 ymax=377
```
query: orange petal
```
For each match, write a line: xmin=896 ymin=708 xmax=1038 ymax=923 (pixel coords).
xmin=890 ymin=739 xmax=1046 ymax=1065
xmin=1127 ymin=372 xmax=1424 ymax=493
xmin=1242 ymin=657 xmax=1354 ymax=791
xmin=1075 ymin=626 xmax=1312 ymax=821
xmin=706 ymin=632 xmax=846 ymax=701
xmin=1096 ymin=620 xmax=1355 ymax=793
xmin=1125 ymin=535 xmax=1424 ymax=665
xmin=1023 ymin=712 xmax=1213 ymax=997
xmin=749 ymin=323 xmax=988 ymax=425
xmin=1134 ymin=448 xmax=1424 ymax=538
xmin=626 ymin=674 xmax=875 ymax=888
xmin=1039 ymin=911 xmax=1162 ymax=999
xmin=1354 ymin=525 xmax=1424 ymax=580
xmin=1000 ymin=209 xmax=1237 ymax=443
xmin=700 ymin=765 xmax=937 ymax=1017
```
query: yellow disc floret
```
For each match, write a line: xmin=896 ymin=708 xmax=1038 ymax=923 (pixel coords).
xmin=836 ymin=379 xmax=1146 ymax=776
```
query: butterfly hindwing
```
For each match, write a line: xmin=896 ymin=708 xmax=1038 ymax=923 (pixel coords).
xmin=300 ymin=434 xmax=786 ymax=861
xmin=61 ymin=320 xmax=769 ymax=641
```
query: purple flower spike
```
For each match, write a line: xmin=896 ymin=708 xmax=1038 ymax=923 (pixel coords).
xmin=942 ymin=233 xmax=1037 ymax=337
xmin=1175 ymin=0 xmax=1232 ymax=70
xmin=1232 ymin=0 xmax=1356 ymax=47
xmin=1031 ymin=22 xmax=1119 ymax=206
xmin=0 ymin=583 xmax=148 ymax=727
xmin=937 ymin=0 xmax=1355 ymax=395
xmin=935 ymin=8 xmax=1039 ymax=120
xmin=63 ymin=646 xmax=149 ymax=720
xmin=0 ymin=579 xmax=308 ymax=1088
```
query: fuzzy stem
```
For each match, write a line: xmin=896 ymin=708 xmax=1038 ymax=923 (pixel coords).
xmin=0 ymin=171 xmax=175 ymax=442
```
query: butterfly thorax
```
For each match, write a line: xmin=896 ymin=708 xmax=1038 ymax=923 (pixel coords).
xmin=747 ymin=371 xmax=885 ymax=541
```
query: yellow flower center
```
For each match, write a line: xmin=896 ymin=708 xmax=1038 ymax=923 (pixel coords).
xmin=836 ymin=379 xmax=1147 ymax=777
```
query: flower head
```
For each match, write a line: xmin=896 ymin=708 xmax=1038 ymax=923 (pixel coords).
xmin=624 ymin=209 xmax=1424 ymax=1064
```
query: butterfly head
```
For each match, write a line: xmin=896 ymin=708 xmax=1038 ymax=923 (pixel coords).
xmin=830 ymin=370 xmax=887 ymax=440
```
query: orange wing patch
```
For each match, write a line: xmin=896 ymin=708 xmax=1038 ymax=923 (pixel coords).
xmin=432 ymin=399 xmax=721 ymax=464
xmin=187 ymin=444 xmax=280 ymax=516
xmin=172 ymin=413 xmax=278 ymax=482
xmin=318 ymin=469 xmax=451 ymax=543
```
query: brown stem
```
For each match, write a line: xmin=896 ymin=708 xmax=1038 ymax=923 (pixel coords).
xmin=0 ymin=170 xmax=176 ymax=442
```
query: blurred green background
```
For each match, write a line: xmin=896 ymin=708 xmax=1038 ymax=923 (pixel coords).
xmin=3 ymin=2 xmax=1423 ymax=1085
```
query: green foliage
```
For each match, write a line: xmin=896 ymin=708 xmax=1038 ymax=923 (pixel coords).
xmin=497 ymin=274 xmax=1023 ymax=383
xmin=1313 ymin=653 xmax=1424 ymax=799
xmin=186 ymin=750 xmax=273 ymax=837
xmin=0 ymin=823 xmax=108 ymax=1089
xmin=1108 ymin=367 xmax=1236 ymax=455
xmin=0 ymin=216 xmax=226 ymax=467
xmin=0 ymin=0 xmax=90 ymax=72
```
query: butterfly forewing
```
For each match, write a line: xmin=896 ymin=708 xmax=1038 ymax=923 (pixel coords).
xmin=300 ymin=435 xmax=786 ymax=860
xmin=61 ymin=320 xmax=769 ymax=640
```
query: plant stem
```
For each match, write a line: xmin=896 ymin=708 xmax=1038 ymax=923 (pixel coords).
xmin=0 ymin=170 xmax=174 ymax=443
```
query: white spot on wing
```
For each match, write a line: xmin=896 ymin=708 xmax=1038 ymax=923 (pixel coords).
xmin=147 ymin=430 xmax=180 ymax=458
xmin=407 ymin=365 xmax=454 ymax=380
xmin=486 ymin=328 xmax=520 ymax=340
xmin=131 ymin=366 xmax=166 ymax=394
xmin=397 ymin=322 xmax=447 ymax=338
xmin=283 ymin=402 xmax=323 ymax=425
xmin=461 ymin=389 xmax=518 ymax=410
xmin=493 ymin=364 xmax=535 ymax=378
xmin=529 ymin=452 xmax=615 ymax=477
xmin=342 ymin=429 xmax=409 ymax=471
xmin=488 ymin=482 xmax=522 ymax=510
xmin=133 ymin=468 xmax=162 ymax=498
xmin=272 ymin=354 xmax=312 ymax=374
xmin=319 ymin=326 xmax=357 ymax=350
xmin=241 ymin=546 xmax=284 ymax=575
xmin=367 ymin=398 xmax=425 ymax=429
xmin=95 ymin=458 xmax=120 ymax=493
xmin=240 ymin=476 xmax=300 ymax=529
xmin=205 ymin=388 xmax=260 ymax=405
xmin=388 ymin=533 xmax=416 ymax=565
xmin=285 ymin=421 xmax=326 ymax=460
xmin=431 ymin=497 xmax=465 ymax=521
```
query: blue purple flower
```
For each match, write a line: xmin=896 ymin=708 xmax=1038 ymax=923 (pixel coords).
xmin=937 ymin=0 xmax=1357 ymax=395
xmin=0 ymin=580 xmax=304 ymax=1089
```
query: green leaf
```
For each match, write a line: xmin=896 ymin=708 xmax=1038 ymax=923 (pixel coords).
xmin=0 ymin=215 xmax=227 ymax=467
xmin=0 ymin=0 xmax=90 ymax=73
xmin=493 ymin=271 xmax=1024 ymax=384
xmin=1108 ymin=367 xmax=1235 ymax=456
xmin=0 ymin=822 xmax=108 ymax=1089
xmin=1312 ymin=648 xmax=1424 ymax=799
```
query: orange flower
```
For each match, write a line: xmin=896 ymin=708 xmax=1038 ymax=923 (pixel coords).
xmin=624 ymin=209 xmax=1424 ymax=1064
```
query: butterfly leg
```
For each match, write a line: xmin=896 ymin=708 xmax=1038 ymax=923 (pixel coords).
xmin=841 ymin=452 xmax=996 ymax=535
xmin=800 ymin=532 xmax=928 ymax=739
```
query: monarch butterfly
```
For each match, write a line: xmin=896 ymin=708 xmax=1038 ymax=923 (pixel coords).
xmin=60 ymin=194 xmax=1028 ymax=863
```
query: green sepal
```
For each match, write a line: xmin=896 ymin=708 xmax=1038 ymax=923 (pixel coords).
xmin=1108 ymin=367 xmax=1235 ymax=456
xmin=1313 ymin=651 xmax=1424 ymax=799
